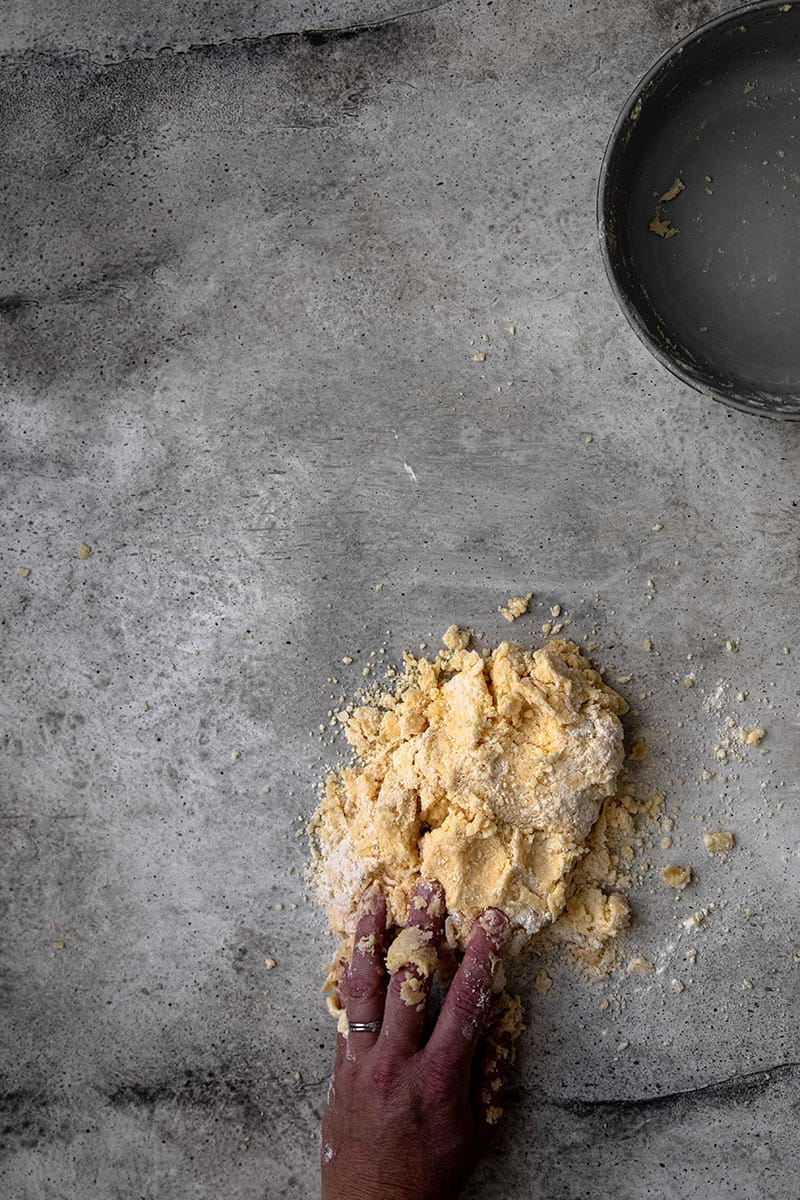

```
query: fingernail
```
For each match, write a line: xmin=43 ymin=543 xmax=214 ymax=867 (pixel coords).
xmin=477 ymin=908 xmax=510 ymax=947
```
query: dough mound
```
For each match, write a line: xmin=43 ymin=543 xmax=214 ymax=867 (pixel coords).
xmin=310 ymin=629 xmax=628 ymax=949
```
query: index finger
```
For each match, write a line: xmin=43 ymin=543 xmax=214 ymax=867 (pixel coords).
xmin=423 ymin=908 xmax=509 ymax=1088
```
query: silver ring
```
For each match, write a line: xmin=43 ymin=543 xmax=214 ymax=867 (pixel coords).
xmin=348 ymin=1019 xmax=382 ymax=1034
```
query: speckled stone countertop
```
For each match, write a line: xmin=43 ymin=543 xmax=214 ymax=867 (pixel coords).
xmin=2 ymin=2 xmax=798 ymax=1197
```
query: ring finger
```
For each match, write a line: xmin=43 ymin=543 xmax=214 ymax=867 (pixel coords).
xmin=342 ymin=884 xmax=388 ymax=1053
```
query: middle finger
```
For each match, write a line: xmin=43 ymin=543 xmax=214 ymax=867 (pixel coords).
xmin=380 ymin=879 xmax=446 ymax=1059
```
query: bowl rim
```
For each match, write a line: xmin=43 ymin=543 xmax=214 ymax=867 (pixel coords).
xmin=596 ymin=0 xmax=800 ymax=421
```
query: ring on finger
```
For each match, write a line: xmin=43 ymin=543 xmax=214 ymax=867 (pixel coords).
xmin=348 ymin=1019 xmax=382 ymax=1034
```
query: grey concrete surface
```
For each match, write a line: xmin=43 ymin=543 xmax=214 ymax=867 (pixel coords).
xmin=2 ymin=1 xmax=799 ymax=1197
xmin=0 ymin=0 xmax=434 ymax=61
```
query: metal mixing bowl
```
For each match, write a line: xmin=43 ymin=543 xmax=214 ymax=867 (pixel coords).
xmin=599 ymin=1 xmax=800 ymax=419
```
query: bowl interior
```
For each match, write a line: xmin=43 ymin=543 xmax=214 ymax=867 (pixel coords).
xmin=600 ymin=2 xmax=800 ymax=418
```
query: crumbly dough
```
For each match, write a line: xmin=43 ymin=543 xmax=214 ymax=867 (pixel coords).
xmin=704 ymin=831 xmax=735 ymax=856
xmin=385 ymin=927 xmax=437 ymax=978
xmin=533 ymin=971 xmax=553 ymax=994
xmin=310 ymin=630 xmax=628 ymax=950
xmin=648 ymin=211 xmax=679 ymax=239
xmin=660 ymin=177 xmax=685 ymax=203
xmin=499 ymin=594 xmax=532 ymax=622
xmin=662 ymin=864 xmax=692 ymax=889
xmin=399 ymin=975 xmax=426 ymax=1008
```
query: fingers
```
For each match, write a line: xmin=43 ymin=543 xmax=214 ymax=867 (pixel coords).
xmin=423 ymin=908 xmax=510 ymax=1090
xmin=381 ymin=880 xmax=446 ymax=1058
xmin=342 ymin=885 xmax=388 ymax=1053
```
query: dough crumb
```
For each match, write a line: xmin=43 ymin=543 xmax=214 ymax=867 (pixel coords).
xmin=357 ymin=933 xmax=377 ymax=954
xmin=671 ymin=978 xmax=686 ymax=993
xmin=742 ymin=727 xmax=766 ymax=747
xmin=649 ymin=212 xmax=679 ymax=239
xmin=399 ymin=974 xmax=427 ymax=1007
xmin=78 ymin=542 xmax=93 ymax=560
xmin=629 ymin=736 xmax=649 ymax=761
xmin=662 ymin=864 xmax=692 ymax=890
xmin=386 ymin=927 xmax=437 ymax=978
xmin=264 ymin=957 xmax=277 ymax=969
xmin=442 ymin=624 xmax=470 ymax=651
xmin=16 ymin=566 xmax=31 ymax=577
xmin=660 ymin=177 xmax=686 ymax=202
xmin=533 ymin=971 xmax=553 ymax=994
xmin=704 ymin=831 xmax=735 ymax=856
xmin=627 ymin=956 xmax=655 ymax=976
xmin=485 ymin=1105 xmax=503 ymax=1125
xmin=499 ymin=593 xmax=532 ymax=622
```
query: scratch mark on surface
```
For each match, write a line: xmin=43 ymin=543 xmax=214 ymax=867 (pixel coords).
xmin=402 ymin=462 xmax=418 ymax=485
xmin=0 ymin=0 xmax=456 ymax=69
xmin=522 ymin=1061 xmax=800 ymax=1117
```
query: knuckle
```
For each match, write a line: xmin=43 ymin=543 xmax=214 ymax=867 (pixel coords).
xmin=449 ymin=980 xmax=487 ymax=1027
xmin=369 ymin=1057 xmax=401 ymax=1099
xmin=424 ymin=1049 xmax=457 ymax=1097
xmin=344 ymin=972 xmax=381 ymax=1003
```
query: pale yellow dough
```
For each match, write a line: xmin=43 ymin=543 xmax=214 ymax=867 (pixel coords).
xmin=385 ymin=927 xmax=437 ymax=978
xmin=499 ymin=594 xmax=532 ymax=622
xmin=310 ymin=630 xmax=629 ymax=951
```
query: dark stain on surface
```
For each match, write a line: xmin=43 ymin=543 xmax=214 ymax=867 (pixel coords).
xmin=0 ymin=293 xmax=38 ymax=320
xmin=0 ymin=16 xmax=417 ymax=396
xmin=109 ymin=1068 xmax=268 ymax=1129
xmin=303 ymin=24 xmax=377 ymax=47
xmin=0 ymin=1089 xmax=48 ymax=1152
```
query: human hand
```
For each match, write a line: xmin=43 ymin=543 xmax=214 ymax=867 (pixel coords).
xmin=320 ymin=880 xmax=512 ymax=1200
